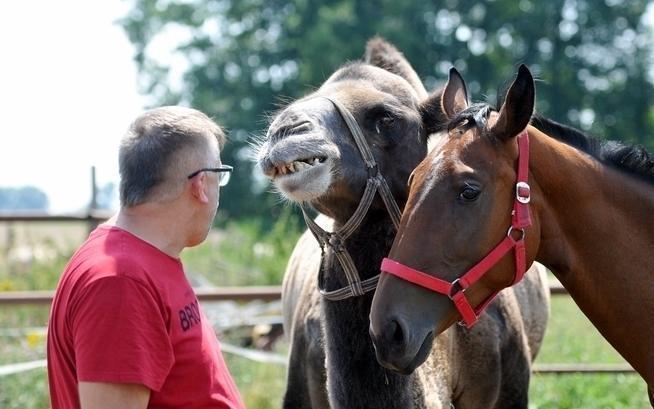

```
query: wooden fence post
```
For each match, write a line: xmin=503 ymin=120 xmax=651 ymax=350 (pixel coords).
xmin=87 ymin=166 xmax=100 ymax=234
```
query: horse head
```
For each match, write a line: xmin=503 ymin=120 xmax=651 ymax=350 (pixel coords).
xmin=369 ymin=65 xmax=542 ymax=373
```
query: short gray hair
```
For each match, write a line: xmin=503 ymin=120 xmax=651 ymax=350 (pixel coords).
xmin=119 ymin=106 xmax=225 ymax=207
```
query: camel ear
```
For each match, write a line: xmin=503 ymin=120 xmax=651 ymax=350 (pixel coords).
xmin=365 ymin=36 xmax=428 ymax=99
xmin=491 ymin=64 xmax=535 ymax=141
xmin=419 ymin=88 xmax=447 ymax=135
xmin=441 ymin=68 xmax=469 ymax=119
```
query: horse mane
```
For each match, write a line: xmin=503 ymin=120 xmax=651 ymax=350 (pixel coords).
xmin=446 ymin=103 xmax=654 ymax=186
xmin=530 ymin=114 xmax=654 ymax=186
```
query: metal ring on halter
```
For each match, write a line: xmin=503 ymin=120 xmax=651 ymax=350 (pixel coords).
xmin=507 ymin=226 xmax=526 ymax=241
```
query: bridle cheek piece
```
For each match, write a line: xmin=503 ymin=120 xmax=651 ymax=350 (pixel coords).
xmin=381 ymin=130 xmax=532 ymax=328
xmin=301 ymin=96 xmax=403 ymax=301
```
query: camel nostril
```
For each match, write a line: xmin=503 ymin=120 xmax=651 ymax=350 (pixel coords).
xmin=269 ymin=120 xmax=313 ymax=141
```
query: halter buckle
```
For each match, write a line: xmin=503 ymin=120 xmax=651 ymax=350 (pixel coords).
xmin=516 ymin=181 xmax=531 ymax=204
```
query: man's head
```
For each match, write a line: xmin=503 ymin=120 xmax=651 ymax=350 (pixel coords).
xmin=118 ymin=106 xmax=228 ymax=246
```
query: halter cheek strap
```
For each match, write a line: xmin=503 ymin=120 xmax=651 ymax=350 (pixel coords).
xmin=301 ymin=96 xmax=403 ymax=301
xmin=381 ymin=131 xmax=531 ymax=328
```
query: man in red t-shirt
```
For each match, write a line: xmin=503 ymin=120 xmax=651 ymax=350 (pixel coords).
xmin=47 ymin=106 xmax=246 ymax=409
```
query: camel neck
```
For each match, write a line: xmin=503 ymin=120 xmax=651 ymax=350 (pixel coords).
xmin=321 ymin=210 xmax=428 ymax=408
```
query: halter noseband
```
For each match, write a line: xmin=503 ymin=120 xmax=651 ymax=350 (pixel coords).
xmin=301 ymin=96 xmax=402 ymax=301
xmin=381 ymin=130 xmax=532 ymax=327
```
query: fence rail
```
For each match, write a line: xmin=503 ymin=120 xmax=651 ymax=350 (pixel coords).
xmin=0 ymin=286 xmax=284 ymax=305
xmin=0 ymin=284 xmax=568 ymax=306
xmin=0 ymin=210 xmax=114 ymax=223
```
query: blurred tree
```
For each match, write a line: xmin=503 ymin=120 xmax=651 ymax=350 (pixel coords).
xmin=120 ymin=0 xmax=654 ymax=222
xmin=0 ymin=187 xmax=49 ymax=211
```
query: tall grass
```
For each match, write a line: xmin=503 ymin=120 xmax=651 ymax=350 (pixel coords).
xmin=182 ymin=207 xmax=303 ymax=286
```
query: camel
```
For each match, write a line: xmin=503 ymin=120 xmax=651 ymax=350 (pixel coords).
xmin=256 ymin=38 xmax=550 ymax=409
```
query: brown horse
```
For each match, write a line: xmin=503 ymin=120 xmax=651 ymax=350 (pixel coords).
xmin=258 ymin=39 xmax=550 ymax=408
xmin=369 ymin=64 xmax=654 ymax=401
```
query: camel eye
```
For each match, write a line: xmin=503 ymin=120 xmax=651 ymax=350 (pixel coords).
xmin=459 ymin=185 xmax=481 ymax=202
xmin=380 ymin=115 xmax=394 ymax=127
xmin=375 ymin=114 xmax=395 ymax=133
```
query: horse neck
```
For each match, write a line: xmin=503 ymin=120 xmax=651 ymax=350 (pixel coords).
xmin=321 ymin=210 xmax=432 ymax=408
xmin=529 ymin=127 xmax=654 ymax=381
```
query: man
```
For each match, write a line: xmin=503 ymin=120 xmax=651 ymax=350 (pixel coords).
xmin=47 ymin=106 xmax=246 ymax=409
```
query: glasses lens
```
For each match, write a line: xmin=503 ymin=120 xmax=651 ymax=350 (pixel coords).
xmin=219 ymin=171 xmax=231 ymax=187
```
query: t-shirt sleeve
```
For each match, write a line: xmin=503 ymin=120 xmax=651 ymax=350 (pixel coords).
xmin=71 ymin=276 xmax=174 ymax=391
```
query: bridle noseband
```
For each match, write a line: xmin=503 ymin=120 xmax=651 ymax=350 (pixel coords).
xmin=381 ymin=131 xmax=532 ymax=327
xmin=301 ymin=96 xmax=403 ymax=301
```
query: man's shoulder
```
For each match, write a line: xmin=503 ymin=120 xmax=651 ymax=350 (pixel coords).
xmin=67 ymin=226 xmax=176 ymax=284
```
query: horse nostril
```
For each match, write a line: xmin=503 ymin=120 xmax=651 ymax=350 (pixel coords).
xmin=391 ymin=319 xmax=404 ymax=344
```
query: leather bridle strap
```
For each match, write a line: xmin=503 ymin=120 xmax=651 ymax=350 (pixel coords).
xmin=380 ymin=130 xmax=532 ymax=327
xmin=301 ymin=96 xmax=402 ymax=301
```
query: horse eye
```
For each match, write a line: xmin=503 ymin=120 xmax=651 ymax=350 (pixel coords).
xmin=459 ymin=186 xmax=481 ymax=202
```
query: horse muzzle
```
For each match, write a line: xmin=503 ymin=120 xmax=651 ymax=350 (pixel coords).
xmin=369 ymin=317 xmax=434 ymax=375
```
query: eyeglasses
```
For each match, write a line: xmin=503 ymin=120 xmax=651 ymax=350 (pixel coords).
xmin=187 ymin=165 xmax=233 ymax=186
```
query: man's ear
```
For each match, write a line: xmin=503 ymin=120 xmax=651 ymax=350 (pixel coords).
xmin=441 ymin=68 xmax=469 ymax=119
xmin=189 ymin=174 xmax=210 ymax=204
xmin=491 ymin=64 xmax=535 ymax=141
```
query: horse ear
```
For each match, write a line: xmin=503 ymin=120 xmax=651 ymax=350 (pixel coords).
xmin=441 ymin=68 xmax=469 ymax=119
xmin=491 ymin=64 xmax=535 ymax=141
xmin=419 ymin=87 xmax=447 ymax=135
xmin=365 ymin=36 xmax=428 ymax=99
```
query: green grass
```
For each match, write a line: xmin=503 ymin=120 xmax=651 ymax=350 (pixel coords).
xmin=223 ymin=354 xmax=286 ymax=408
xmin=529 ymin=297 xmax=649 ymax=408
xmin=0 ymin=220 xmax=651 ymax=408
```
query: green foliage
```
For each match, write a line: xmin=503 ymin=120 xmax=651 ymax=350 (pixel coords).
xmin=183 ymin=206 xmax=303 ymax=285
xmin=119 ymin=0 xmax=654 ymax=222
xmin=0 ymin=186 xmax=49 ymax=211
xmin=0 ymin=304 xmax=50 ymax=409
xmin=0 ymin=371 xmax=49 ymax=409
xmin=223 ymin=354 xmax=286 ymax=409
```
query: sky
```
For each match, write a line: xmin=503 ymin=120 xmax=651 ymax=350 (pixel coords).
xmin=0 ymin=1 xmax=147 ymax=213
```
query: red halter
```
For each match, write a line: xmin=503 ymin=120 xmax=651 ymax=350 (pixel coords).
xmin=381 ymin=131 xmax=532 ymax=328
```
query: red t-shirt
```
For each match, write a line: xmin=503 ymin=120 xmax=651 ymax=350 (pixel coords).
xmin=47 ymin=225 xmax=246 ymax=409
